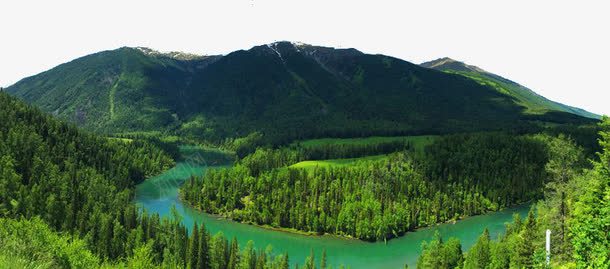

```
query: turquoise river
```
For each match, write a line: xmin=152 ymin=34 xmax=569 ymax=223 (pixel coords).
xmin=135 ymin=146 xmax=529 ymax=268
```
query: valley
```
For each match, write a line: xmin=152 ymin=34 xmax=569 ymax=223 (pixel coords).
xmin=1 ymin=41 xmax=608 ymax=269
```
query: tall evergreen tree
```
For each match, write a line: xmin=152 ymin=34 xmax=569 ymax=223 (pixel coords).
xmin=516 ymin=210 xmax=538 ymax=269
xmin=240 ymin=240 xmax=256 ymax=269
xmin=443 ymin=238 xmax=464 ymax=269
xmin=320 ymin=249 xmax=327 ymax=269
xmin=571 ymin=117 xmax=610 ymax=268
xmin=417 ymin=231 xmax=444 ymax=269
xmin=198 ymin=224 xmax=210 ymax=269
xmin=304 ymin=249 xmax=315 ymax=269
xmin=464 ymin=228 xmax=491 ymax=269
xmin=189 ymin=223 xmax=200 ymax=269
xmin=227 ymin=237 xmax=239 ymax=269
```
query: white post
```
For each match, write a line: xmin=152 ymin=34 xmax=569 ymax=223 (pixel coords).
xmin=546 ymin=229 xmax=551 ymax=265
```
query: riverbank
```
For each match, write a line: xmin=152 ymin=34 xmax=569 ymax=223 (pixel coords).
xmin=135 ymin=146 xmax=532 ymax=269
xmin=179 ymin=190 xmax=532 ymax=243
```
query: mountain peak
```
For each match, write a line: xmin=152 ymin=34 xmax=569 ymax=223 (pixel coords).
xmin=133 ymin=46 xmax=206 ymax=61
xmin=266 ymin=41 xmax=311 ymax=47
xmin=421 ymin=57 xmax=487 ymax=73
xmin=421 ymin=57 xmax=600 ymax=119
xmin=422 ymin=57 xmax=458 ymax=67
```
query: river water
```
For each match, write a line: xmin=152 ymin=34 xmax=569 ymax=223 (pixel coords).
xmin=135 ymin=146 xmax=529 ymax=268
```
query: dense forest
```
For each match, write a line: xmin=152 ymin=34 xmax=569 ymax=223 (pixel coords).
xmin=7 ymin=42 xmax=598 ymax=148
xmin=236 ymin=137 xmax=416 ymax=173
xmin=182 ymin=133 xmax=553 ymax=241
xmin=0 ymin=92 xmax=331 ymax=268
xmin=415 ymin=119 xmax=610 ymax=268
xmin=0 ymin=215 xmax=332 ymax=269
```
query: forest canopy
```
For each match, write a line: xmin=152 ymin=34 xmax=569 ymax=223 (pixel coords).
xmin=0 ymin=92 xmax=326 ymax=269
xmin=182 ymin=132 xmax=557 ymax=241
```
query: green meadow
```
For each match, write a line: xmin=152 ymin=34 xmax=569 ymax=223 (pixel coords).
xmin=289 ymin=154 xmax=388 ymax=169
xmin=295 ymin=135 xmax=437 ymax=152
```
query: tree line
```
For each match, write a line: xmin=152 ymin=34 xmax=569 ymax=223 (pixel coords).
xmin=239 ymin=139 xmax=414 ymax=176
xmin=415 ymin=120 xmax=609 ymax=268
xmin=182 ymin=133 xmax=551 ymax=241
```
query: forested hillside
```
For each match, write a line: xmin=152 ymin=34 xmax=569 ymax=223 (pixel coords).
xmin=415 ymin=119 xmax=610 ymax=269
xmin=182 ymin=133 xmax=554 ymax=241
xmin=7 ymin=42 xmax=597 ymax=148
xmin=0 ymin=92 xmax=326 ymax=269
xmin=421 ymin=57 xmax=599 ymax=119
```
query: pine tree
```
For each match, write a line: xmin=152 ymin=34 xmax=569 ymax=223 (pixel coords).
xmin=255 ymin=249 xmax=266 ymax=269
xmin=571 ymin=117 xmax=610 ymax=268
xmin=227 ymin=237 xmax=239 ymax=269
xmin=240 ymin=240 xmax=256 ymax=269
xmin=189 ymin=223 xmax=200 ymax=269
xmin=515 ymin=210 xmax=537 ymax=268
xmin=304 ymin=249 xmax=315 ymax=269
xmin=443 ymin=237 xmax=463 ymax=269
xmin=198 ymin=223 xmax=210 ymax=269
xmin=280 ymin=253 xmax=289 ymax=269
xmin=320 ymin=249 xmax=327 ymax=269
xmin=417 ymin=231 xmax=443 ymax=269
xmin=463 ymin=228 xmax=490 ymax=269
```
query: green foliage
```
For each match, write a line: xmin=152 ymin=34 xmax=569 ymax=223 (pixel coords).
xmin=0 ymin=92 xmax=174 ymax=226
xmin=570 ymin=116 xmax=610 ymax=268
xmin=238 ymin=136 xmax=419 ymax=176
xmin=463 ymin=229 xmax=490 ymax=269
xmin=0 ymin=217 xmax=101 ymax=269
xmin=288 ymin=155 xmax=387 ymax=169
xmin=127 ymin=242 xmax=159 ymax=269
xmin=182 ymin=133 xmax=550 ymax=241
xmin=417 ymin=231 xmax=463 ymax=269
xmin=0 ymin=92 xmax=336 ymax=269
xmin=418 ymin=212 xmax=542 ymax=269
xmin=533 ymin=135 xmax=587 ymax=263
xmin=415 ymin=121 xmax=610 ymax=268
xmin=297 ymin=135 xmax=434 ymax=146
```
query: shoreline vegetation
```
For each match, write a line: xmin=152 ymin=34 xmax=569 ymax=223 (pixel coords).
xmin=180 ymin=133 xmax=548 ymax=242
xmin=177 ymin=193 xmax=531 ymax=242
xmin=415 ymin=121 xmax=610 ymax=268
xmin=177 ymin=194 xmax=353 ymax=239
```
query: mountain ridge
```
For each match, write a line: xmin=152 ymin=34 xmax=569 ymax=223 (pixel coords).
xmin=6 ymin=42 xmax=598 ymax=146
xmin=420 ymin=57 xmax=600 ymax=119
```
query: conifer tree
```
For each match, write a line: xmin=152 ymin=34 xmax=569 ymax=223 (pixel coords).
xmin=198 ymin=224 xmax=210 ymax=269
xmin=463 ymin=228 xmax=490 ymax=269
xmin=227 ymin=237 xmax=239 ymax=269
xmin=189 ymin=223 xmax=200 ymax=269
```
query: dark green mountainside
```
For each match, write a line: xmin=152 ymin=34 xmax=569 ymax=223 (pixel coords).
xmin=7 ymin=42 xmax=597 ymax=145
xmin=420 ymin=57 xmax=600 ymax=119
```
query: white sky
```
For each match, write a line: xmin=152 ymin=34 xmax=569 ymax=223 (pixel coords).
xmin=1 ymin=0 xmax=608 ymax=115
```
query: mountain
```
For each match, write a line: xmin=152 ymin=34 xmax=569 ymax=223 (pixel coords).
xmin=421 ymin=57 xmax=600 ymax=119
xmin=6 ymin=42 xmax=597 ymax=145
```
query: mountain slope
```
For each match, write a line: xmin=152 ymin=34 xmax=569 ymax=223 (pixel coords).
xmin=6 ymin=47 xmax=221 ymax=133
xmin=7 ymin=42 xmax=597 ymax=145
xmin=421 ymin=57 xmax=600 ymax=119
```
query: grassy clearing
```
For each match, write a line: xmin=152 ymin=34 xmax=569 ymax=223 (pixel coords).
xmin=107 ymin=137 xmax=133 ymax=143
xmin=289 ymin=154 xmax=388 ymax=169
xmin=294 ymin=135 xmax=438 ymax=152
